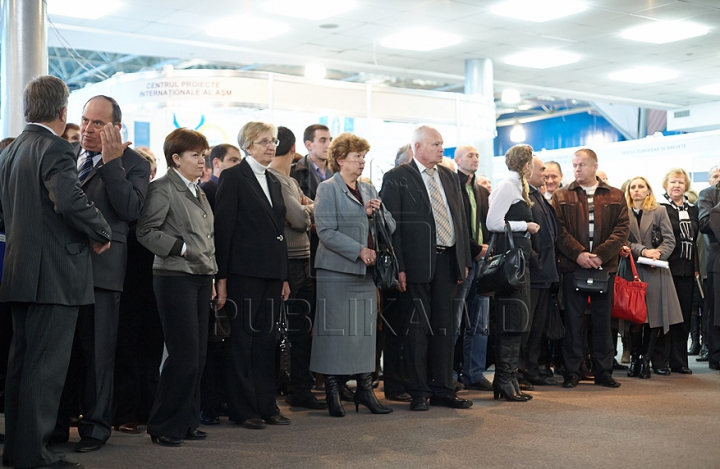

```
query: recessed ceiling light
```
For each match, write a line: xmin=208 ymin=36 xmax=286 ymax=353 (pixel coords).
xmin=380 ymin=28 xmax=461 ymax=52
xmin=305 ymin=64 xmax=327 ymax=79
xmin=206 ymin=16 xmax=289 ymax=42
xmin=699 ymin=83 xmax=720 ymax=96
xmin=621 ymin=21 xmax=709 ymax=44
xmin=510 ymin=124 xmax=526 ymax=143
xmin=609 ymin=67 xmax=679 ymax=84
xmin=47 ymin=0 xmax=123 ymax=19
xmin=503 ymin=50 xmax=580 ymax=69
xmin=501 ymin=89 xmax=522 ymax=104
xmin=492 ymin=0 xmax=586 ymax=22
xmin=264 ymin=0 xmax=356 ymax=20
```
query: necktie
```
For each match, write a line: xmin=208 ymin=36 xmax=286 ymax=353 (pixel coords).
xmin=425 ymin=166 xmax=452 ymax=246
xmin=78 ymin=151 xmax=99 ymax=183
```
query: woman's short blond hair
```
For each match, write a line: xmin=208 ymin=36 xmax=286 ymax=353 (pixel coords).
xmin=662 ymin=168 xmax=692 ymax=194
xmin=327 ymin=132 xmax=370 ymax=173
xmin=237 ymin=121 xmax=277 ymax=155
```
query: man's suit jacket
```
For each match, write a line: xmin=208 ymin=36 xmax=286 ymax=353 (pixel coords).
xmin=0 ymin=125 xmax=111 ymax=305
xmin=314 ymin=172 xmax=395 ymax=276
xmin=290 ymin=154 xmax=332 ymax=200
xmin=199 ymin=176 xmax=218 ymax=211
xmin=214 ymin=157 xmax=288 ymax=281
xmin=457 ymin=171 xmax=490 ymax=259
xmin=74 ymin=143 xmax=150 ymax=292
xmin=380 ymin=160 xmax=471 ymax=284
xmin=698 ymin=184 xmax=720 ymax=273
xmin=529 ymin=185 xmax=559 ymax=287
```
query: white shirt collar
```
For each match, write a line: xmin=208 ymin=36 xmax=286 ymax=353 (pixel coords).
xmin=29 ymin=122 xmax=57 ymax=136
xmin=173 ymin=168 xmax=196 ymax=189
xmin=246 ymin=155 xmax=268 ymax=175
xmin=414 ymin=156 xmax=435 ymax=173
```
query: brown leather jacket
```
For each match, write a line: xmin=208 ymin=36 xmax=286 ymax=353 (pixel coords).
xmin=551 ymin=178 xmax=629 ymax=273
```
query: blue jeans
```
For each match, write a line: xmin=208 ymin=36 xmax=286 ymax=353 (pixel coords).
xmin=453 ymin=260 xmax=490 ymax=384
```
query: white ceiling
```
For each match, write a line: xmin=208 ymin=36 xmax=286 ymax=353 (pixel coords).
xmin=47 ymin=0 xmax=720 ymax=109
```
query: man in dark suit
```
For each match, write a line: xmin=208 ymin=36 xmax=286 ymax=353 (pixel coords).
xmin=55 ymin=96 xmax=150 ymax=453
xmin=0 ymin=75 xmax=111 ymax=469
xmin=380 ymin=126 xmax=472 ymax=411
xmin=199 ymin=143 xmax=241 ymax=210
xmin=698 ymin=178 xmax=720 ymax=371
xmin=523 ymin=157 xmax=559 ymax=385
xmin=453 ymin=145 xmax=492 ymax=391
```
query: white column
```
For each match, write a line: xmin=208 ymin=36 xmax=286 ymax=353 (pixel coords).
xmin=464 ymin=58 xmax=495 ymax=176
xmin=1 ymin=0 xmax=48 ymax=138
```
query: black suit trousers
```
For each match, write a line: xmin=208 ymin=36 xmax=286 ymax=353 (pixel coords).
xmin=562 ymin=273 xmax=615 ymax=376
xmin=524 ymin=288 xmax=552 ymax=376
xmin=380 ymin=289 xmax=408 ymax=395
xmin=225 ymin=275 xmax=282 ymax=422
xmin=286 ymin=258 xmax=316 ymax=398
xmin=147 ymin=274 xmax=212 ymax=439
xmin=3 ymin=303 xmax=77 ymax=469
xmin=401 ymin=249 xmax=461 ymax=399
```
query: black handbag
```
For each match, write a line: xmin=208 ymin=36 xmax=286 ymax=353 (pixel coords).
xmin=573 ymin=267 xmax=609 ymax=293
xmin=651 ymin=223 xmax=662 ymax=248
xmin=372 ymin=207 xmax=399 ymax=290
xmin=475 ymin=223 xmax=526 ymax=296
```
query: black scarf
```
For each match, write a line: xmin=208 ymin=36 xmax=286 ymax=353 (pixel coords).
xmin=663 ymin=193 xmax=694 ymax=261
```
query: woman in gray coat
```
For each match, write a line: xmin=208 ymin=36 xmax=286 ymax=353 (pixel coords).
xmin=310 ymin=132 xmax=396 ymax=417
xmin=137 ymin=128 xmax=217 ymax=446
xmin=623 ymin=177 xmax=683 ymax=379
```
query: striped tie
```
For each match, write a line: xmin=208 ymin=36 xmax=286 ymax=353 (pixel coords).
xmin=78 ymin=152 xmax=98 ymax=183
xmin=425 ymin=166 xmax=452 ymax=246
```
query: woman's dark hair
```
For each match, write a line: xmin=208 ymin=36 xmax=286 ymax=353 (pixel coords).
xmin=163 ymin=128 xmax=209 ymax=168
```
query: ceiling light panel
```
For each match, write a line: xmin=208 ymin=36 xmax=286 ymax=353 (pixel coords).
xmin=47 ymin=0 xmax=123 ymax=19
xmin=699 ymin=84 xmax=720 ymax=96
xmin=503 ymin=50 xmax=580 ymax=69
xmin=380 ymin=28 xmax=461 ymax=52
xmin=264 ymin=0 xmax=357 ymax=20
xmin=609 ymin=67 xmax=679 ymax=84
xmin=206 ymin=16 xmax=290 ymax=42
xmin=621 ymin=21 xmax=709 ymax=44
xmin=491 ymin=0 xmax=587 ymax=22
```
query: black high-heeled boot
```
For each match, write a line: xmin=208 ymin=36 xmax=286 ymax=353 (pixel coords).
xmin=494 ymin=334 xmax=530 ymax=402
xmin=354 ymin=373 xmax=392 ymax=414
xmin=627 ymin=355 xmax=640 ymax=377
xmin=325 ymin=375 xmax=346 ymax=417
xmin=639 ymin=356 xmax=652 ymax=379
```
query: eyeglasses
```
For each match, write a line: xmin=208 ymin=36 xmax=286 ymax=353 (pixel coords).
xmin=253 ymin=139 xmax=280 ymax=147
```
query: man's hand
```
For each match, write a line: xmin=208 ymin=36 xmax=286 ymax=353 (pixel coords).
xmin=397 ymin=272 xmax=407 ymax=292
xmin=576 ymin=251 xmax=602 ymax=269
xmin=458 ymin=266 xmax=469 ymax=284
xmin=93 ymin=241 xmax=111 ymax=254
xmin=100 ymin=122 xmax=131 ymax=164
xmin=216 ymin=278 xmax=227 ymax=309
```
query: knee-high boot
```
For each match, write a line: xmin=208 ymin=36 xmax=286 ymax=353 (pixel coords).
xmin=493 ymin=334 xmax=530 ymax=402
xmin=353 ymin=373 xmax=392 ymax=414
xmin=324 ymin=375 xmax=345 ymax=417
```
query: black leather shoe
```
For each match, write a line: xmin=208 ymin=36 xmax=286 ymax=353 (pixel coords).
xmin=285 ymin=394 xmax=327 ymax=409
xmin=612 ymin=359 xmax=628 ymax=371
xmin=186 ymin=428 xmax=207 ymax=440
xmin=562 ymin=374 xmax=579 ymax=388
xmin=429 ymin=395 xmax=473 ymax=409
xmin=115 ymin=422 xmax=141 ymax=434
xmin=265 ymin=414 xmax=291 ymax=426
xmin=452 ymin=378 xmax=465 ymax=392
xmin=709 ymin=362 xmax=720 ymax=370
xmin=653 ymin=367 xmax=671 ymax=375
xmin=44 ymin=460 xmax=85 ymax=468
xmin=595 ymin=373 xmax=621 ymax=388
xmin=409 ymin=397 xmax=429 ymax=411
xmin=465 ymin=377 xmax=494 ymax=391
xmin=240 ymin=418 xmax=266 ymax=430
xmin=75 ymin=438 xmax=103 ymax=453
xmin=150 ymin=435 xmax=183 ymax=447
xmin=384 ymin=392 xmax=412 ymax=402
xmin=199 ymin=411 xmax=220 ymax=425
xmin=671 ymin=367 xmax=693 ymax=374
xmin=526 ymin=375 xmax=558 ymax=386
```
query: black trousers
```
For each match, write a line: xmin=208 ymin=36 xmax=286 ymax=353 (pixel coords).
xmin=662 ymin=275 xmax=694 ymax=369
xmin=0 ymin=301 xmax=12 ymax=413
xmin=225 ymin=275 xmax=282 ymax=422
xmin=524 ymin=287 xmax=552 ymax=377
xmin=113 ymin=297 xmax=164 ymax=426
xmin=286 ymin=258 xmax=316 ymax=398
xmin=200 ymin=338 xmax=230 ymax=419
xmin=707 ymin=272 xmax=720 ymax=366
xmin=561 ymin=273 xmax=615 ymax=376
xmin=401 ymin=248 xmax=460 ymax=399
xmin=55 ymin=288 xmax=121 ymax=442
xmin=380 ymin=289 xmax=408 ymax=395
xmin=147 ymin=274 xmax=212 ymax=439
xmin=3 ymin=303 xmax=77 ymax=469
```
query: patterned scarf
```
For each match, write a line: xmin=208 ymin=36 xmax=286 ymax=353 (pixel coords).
xmin=663 ymin=193 xmax=694 ymax=261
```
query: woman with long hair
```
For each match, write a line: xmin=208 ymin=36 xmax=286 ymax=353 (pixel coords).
xmin=485 ymin=144 xmax=540 ymax=401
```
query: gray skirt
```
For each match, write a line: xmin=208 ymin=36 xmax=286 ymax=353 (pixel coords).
xmin=309 ymin=268 xmax=377 ymax=375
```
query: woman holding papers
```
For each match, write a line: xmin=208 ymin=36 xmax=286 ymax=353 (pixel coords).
xmin=624 ymin=177 xmax=683 ymax=379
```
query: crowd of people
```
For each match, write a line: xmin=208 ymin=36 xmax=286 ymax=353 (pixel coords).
xmin=0 ymin=75 xmax=719 ymax=469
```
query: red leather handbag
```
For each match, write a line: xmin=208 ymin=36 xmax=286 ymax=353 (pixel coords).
xmin=611 ymin=255 xmax=648 ymax=323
